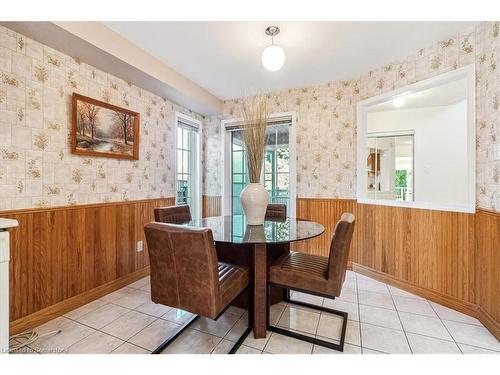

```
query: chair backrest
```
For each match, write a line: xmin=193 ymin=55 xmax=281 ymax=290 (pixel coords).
xmin=265 ymin=204 xmax=287 ymax=220
xmin=327 ymin=213 xmax=356 ymax=295
xmin=144 ymin=222 xmax=221 ymax=319
xmin=154 ymin=205 xmax=192 ymax=224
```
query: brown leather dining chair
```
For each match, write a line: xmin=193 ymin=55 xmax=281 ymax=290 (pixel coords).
xmin=265 ymin=204 xmax=287 ymax=220
xmin=144 ymin=222 xmax=253 ymax=354
xmin=264 ymin=203 xmax=289 ymax=300
xmin=267 ymin=212 xmax=355 ymax=352
xmin=154 ymin=205 xmax=191 ymax=224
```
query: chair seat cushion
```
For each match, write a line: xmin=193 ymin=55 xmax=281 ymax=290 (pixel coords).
xmin=218 ymin=262 xmax=250 ymax=313
xmin=268 ymin=251 xmax=338 ymax=297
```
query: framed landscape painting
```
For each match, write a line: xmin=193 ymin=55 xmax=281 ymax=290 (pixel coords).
xmin=71 ymin=93 xmax=140 ymax=160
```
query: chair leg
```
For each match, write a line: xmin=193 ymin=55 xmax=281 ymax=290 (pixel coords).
xmin=227 ymin=327 xmax=253 ymax=354
xmin=151 ymin=314 xmax=199 ymax=354
xmin=283 ymin=287 xmax=290 ymax=302
xmin=267 ymin=288 xmax=348 ymax=352
xmin=228 ymin=286 xmax=254 ymax=354
xmin=152 ymin=288 xmax=254 ymax=354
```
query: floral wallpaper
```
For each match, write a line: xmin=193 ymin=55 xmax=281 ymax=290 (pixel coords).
xmin=204 ymin=22 xmax=500 ymax=211
xmin=0 ymin=26 xmax=203 ymax=210
xmin=202 ymin=114 xmax=223 ymax=196
xmin=1 ymin=23 xmax=499 ymax=212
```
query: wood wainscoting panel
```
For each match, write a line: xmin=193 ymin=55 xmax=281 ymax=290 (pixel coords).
xmin=10 ymin=267 xmax=150 ymax=336
xmin=3 ymin=197 xmax=173 ymax=326
xmin=202 ymin=195 xmax=222 ymax=217
xmin=294 ymin=198 xmax=355 ymax=257
xmin=293 ymin=197 xmax=500 ymax=339
xmin=294 ymin=198 xmax=476 ymax=304
xmin=355 ymin=203 xmax=476 ymax=304
xmin=475 ymin=209 xmax=500 ymax=338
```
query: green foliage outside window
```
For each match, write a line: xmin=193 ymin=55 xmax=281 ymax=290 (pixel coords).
xmin=395 ymin=170 xmax=407 ymax=187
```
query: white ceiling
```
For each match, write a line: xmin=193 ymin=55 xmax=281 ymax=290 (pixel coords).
xmin=104 ymin=22 xmax=477 ymax=100
xmin=368 ymin=78 xmax=467 ymax=112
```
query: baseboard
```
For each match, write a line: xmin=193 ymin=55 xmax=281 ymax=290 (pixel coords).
xmin=478 ymin=307 xmax=500 ymax=340
xmin=351 ymin=264 xmax=479 ymax=319
xmin=351 ymin=263 xmax=499 ymax=340
xmin=9 ymin=267 xmax=150 ymax=335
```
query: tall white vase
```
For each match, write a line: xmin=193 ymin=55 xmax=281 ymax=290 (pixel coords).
xmin=240 ymin=183 xmax=269 ymax=225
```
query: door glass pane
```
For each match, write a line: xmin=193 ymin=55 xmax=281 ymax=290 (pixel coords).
xmin=182 ymin=150 xmax=189 ymax=174
xmin=230 ymin=123 xmax=291 ymax=216
xmin=177 ymin=149 xmax=183 ymax=175
xmin=266 ymin=125 xmax=290 ymax=207
xmin=176 ymin=122 xmax=199 ymax=217
xmin=231 ymin=130 xmax=247 ymax=216
xmin=233 ymin=151 xmax=244 ymax=173
xmin=182 ymin=128 xmax=189 ymax=149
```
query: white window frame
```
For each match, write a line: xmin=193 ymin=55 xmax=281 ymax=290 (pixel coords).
xmin=221 ymin=111 xmax=297 ymax=218
xmin=356 ymin=64 xmax=476 ymax=213
xmin=174 ymin=112 xmax=202 ymax=219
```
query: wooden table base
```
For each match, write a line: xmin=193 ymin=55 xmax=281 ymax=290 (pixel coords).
xmin=252 ymin=243 xmax=267 ymax=338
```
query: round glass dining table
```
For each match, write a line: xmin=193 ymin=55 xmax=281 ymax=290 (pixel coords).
xmin=181 ymin=215 xmax=325 ymax=339
xmin=183 ymin=214 xmax=325 ymax=244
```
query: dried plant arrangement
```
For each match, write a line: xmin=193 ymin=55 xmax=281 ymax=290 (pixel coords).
xmin=240 ymin=95 xmax=269 ymax=183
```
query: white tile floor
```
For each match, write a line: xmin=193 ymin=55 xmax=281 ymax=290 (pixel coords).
xmin=10 ymin=271 xmax=500 ymax=354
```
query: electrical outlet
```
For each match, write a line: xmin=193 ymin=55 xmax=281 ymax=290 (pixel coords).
xmin=136 ymin=240 xmax=143 ymax=252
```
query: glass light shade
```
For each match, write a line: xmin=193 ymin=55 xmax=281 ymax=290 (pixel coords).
xmin=393 ymin=97 xmax=406 ymax=108
xmin=261 ymin=45 xmax=285 ymax=72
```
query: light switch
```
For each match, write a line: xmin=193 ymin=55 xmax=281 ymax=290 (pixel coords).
xmin=494 ymin=144 xmax=500 ymax=161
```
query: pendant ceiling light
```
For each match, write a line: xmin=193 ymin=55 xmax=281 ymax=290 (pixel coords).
xmin=262 ymin=26 xmax=285 ymax=72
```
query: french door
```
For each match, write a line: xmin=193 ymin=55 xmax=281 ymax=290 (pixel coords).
xmin=175 ymin=113 xmax=202 ymax=219
xmin=222 ymin=113 xmax=296 ymax=218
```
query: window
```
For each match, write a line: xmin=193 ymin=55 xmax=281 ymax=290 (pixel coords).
xmin=175 ymin=113 xmax=201 ymax=219
xmin=223 ymin=114 xmax=296 ymax=217
xmin=357 ymin=65 xmax=475 ymax=213
xmin=264 ymin=127 xmax=290 ymax=206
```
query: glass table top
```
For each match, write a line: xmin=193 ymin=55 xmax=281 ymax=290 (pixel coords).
xmin=181 ymin=215 xmax=325 ymax=244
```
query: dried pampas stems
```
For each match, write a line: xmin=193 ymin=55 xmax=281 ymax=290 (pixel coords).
xmin=240 ymin=95 xmax=269 ymax=183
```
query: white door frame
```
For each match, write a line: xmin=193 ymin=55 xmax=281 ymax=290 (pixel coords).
xmin=220 ymin=111 xmax=297 ymax=218
xmin=174 ymin=112 xmax=203 ymax=219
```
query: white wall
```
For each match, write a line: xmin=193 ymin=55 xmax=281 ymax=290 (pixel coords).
xmin=367 ymin=100 xmax=468 ymax=207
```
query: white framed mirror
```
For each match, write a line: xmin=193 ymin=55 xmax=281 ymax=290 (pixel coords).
xmin=356 ymin=65 xmax=475 ymax=213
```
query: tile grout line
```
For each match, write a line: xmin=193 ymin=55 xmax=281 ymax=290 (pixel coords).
xmin=209 ymin=310 xmax=247 ymax=353
xmin=64 ymin=313 xmax=148 ymax=352
xmin=353 ymin=272 xmax=364 ymax=353
xmin=354 ymin=296 xmax=488 ymax=328
xmin=312 ymin=296 xmax=324 ymax=354
xmin=30 ymin=308 xmax=131 ymax=354
xmin=262 ymin=299 xmax=288 ymax=353
xmin=385 ymin=288 xmax=486 ymax=328
xmin=387 ymin=284 xmax=413 ymax=354
xmin=428 ymin=301 xmax=464 ymax=353
xmin=26 ymin=276 xmax=498 ymax=354
xmin=37 ymin=317 xmax=103 ymax=354
xmin=123 ymin=315 xmax=186 ymax=353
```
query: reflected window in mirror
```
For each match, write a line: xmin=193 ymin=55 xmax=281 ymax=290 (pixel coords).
xmin=366 ymin=131 xmax=414 ymax=202
xmin=357 ymin=65 xmax=475 ymax=213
